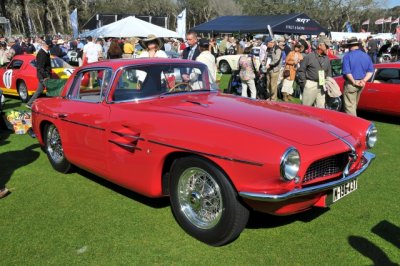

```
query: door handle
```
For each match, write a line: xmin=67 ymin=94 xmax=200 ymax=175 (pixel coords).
xmin=58 ymin=113 xmax=68 ymax=118
xmin=367 ymin=89 xmax=379 ymax=92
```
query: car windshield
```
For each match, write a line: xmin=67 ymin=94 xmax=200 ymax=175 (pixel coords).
xmin=112 ymin=63 xmax=218 ymax=102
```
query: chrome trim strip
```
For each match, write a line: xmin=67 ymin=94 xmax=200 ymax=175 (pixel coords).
xmin=239 ymin=151 xmax=375 ymax=202
xmin=108 ymin=139 xmax=141 ymax=152
xmin=148 ymin=139 xmax=264 ymax=167
xmin=110 ymin=130 xmax=144 ymax=140
xmin=329 ymin=131 xmax=357 ymax=176
xmin=60 ymin=119 xmax=105 ymax=131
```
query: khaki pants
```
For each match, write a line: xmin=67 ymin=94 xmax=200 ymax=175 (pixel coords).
xmin=267 ymin=71 xmax=279 ymax=101
xmin=122 ymin=53 xmax=133 ymax=59
xmin=241 ymin=79 xmax=256 ymax=99
xmin=302 ymin=80 xmax=325 ymax=108
xmin=344 ymin=81 xmax=364 ymax=116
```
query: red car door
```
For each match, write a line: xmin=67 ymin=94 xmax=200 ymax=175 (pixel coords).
xmin=56 ymin=68 xmax=112 ymax=176
xmin=359 ymin=67 xmax=400 ymax=116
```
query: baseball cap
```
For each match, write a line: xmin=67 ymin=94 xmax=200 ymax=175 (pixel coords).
xmin=263 ymin=36 xmax=273 ymax=43
xmin=198 ymin=38 xmax=210 ymax=47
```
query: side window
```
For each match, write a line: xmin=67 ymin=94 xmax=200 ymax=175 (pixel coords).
xmin=7 ymin=60 xmax=23 ymax=70
xmin=68 ymin=68 xmax=112 ymax=102
xmin=374 ymin=68 xmax=400 ymax=83
xmin=113 ymin=68 xmax=148 ymax=101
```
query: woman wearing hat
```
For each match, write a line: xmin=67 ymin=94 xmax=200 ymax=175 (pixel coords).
xmin=138 ymin=34 xmax=167 ymax=58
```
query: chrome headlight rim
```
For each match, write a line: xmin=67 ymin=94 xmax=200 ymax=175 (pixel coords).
xmin=366 ymin=123 xmax=378 ymax=149
xmin=280 ymin=147 xmax=300 ymax=181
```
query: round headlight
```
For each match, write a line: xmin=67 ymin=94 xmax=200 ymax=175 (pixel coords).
xmin=366 ymin=124 xmax=378 ymax=149
xmin=280 ymin=147 xmax=300 ymax=181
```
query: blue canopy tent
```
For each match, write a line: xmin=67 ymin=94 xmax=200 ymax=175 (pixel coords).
xmin=190 ymin=13 xmax=328 ymax=35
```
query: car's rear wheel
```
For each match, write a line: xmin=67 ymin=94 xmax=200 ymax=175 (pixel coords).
xmin=170 ymin=156 xmax=249 ymax=246
xmin=17 ymin=80 xmax=29 ymax=103
xmin=44 ymin=124 xmax=71 ymax=173
xmin=219 ymin=60 xmax=232 ymax=74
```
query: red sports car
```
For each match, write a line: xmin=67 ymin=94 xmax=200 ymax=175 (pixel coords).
xmin=31 ymin=58 xmax=377 ymax=246
xmin=334 ymin=62 xmax=400 ymax=116
xmin=0 ymin=54 xmax=74 ymax=102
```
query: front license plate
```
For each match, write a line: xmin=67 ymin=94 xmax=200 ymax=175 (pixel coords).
xmin=333 ymin=179 xmax=358 ymax=202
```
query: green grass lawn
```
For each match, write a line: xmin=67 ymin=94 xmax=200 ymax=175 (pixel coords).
xmin=0 ymin=95 xmax=399 ymax=265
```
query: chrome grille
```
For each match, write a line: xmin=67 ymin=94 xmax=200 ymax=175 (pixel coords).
xmin=303 ymin=153 xmax=349 ymax=183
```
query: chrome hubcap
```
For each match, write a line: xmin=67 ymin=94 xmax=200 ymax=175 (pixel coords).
xmin=46 ymin=126 xmax=64 ymax=163
xmin=19 ymin=84 xmax=28 ymax=100
xmin=177 ymin=167 xmax=222 ymax=229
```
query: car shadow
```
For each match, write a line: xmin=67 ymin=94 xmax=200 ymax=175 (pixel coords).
xmin=74 ymin=168 xmax=170 ymax=209
xmin=0 ymin=123 xmax=12 ymax=146
xmin=0 ymin=143 xmax=41 ymax=196
xmin=359 ymin=111 xmax=400 ymax=125
xmin=246 ymin=207 xmax=329 ymax=229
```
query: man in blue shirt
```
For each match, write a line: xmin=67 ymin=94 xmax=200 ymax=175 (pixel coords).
xmin=342 ymin=37 xmax=374 ymax=116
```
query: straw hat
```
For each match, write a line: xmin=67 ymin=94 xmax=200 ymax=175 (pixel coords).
xmin=139 ymin=34 xmax=163 ymax=49
xmin=344 ymin=37 xmax=361 ymax=47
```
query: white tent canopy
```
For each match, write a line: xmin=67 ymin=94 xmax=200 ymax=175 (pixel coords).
xmin=330 ymin=32 xmax=371 ymax=42
xmin=80 ymin=16 xmax=180 ymax=38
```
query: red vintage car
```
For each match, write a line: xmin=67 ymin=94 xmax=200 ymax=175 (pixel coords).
xmin=334 ymin=62 xmax=400 ymax=116
xmin=0 ymin=54 xmax=74 ymax=102
xmin=31 ymin=58 xmax=377 ymax=246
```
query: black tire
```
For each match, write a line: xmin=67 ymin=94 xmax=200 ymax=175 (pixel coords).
xmin=170 ymin=156 xmax=249 ymax=246
xmin=44 ymin=124 xmax=71 ymax=173
xmin=17 ymin=80 xmax=30 ymax=103
xmin=219 ymin=60 xmax=232 ymax=74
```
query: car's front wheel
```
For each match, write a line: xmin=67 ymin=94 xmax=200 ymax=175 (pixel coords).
xmin=219 ymin=60 xmax=232 ymax=74
xmin=17 ymin=80 xmax=30 ymax=103
xmin=170 ymin=156 xmax=249 ymax=246
xmin=44 ymin=124 xmax=71 ymax=173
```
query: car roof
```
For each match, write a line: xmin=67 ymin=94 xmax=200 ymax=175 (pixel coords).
xmin=80 ymin=58 xmax=202 ymax=69
xmin=375 ymin=62 xmax=400 ymax=68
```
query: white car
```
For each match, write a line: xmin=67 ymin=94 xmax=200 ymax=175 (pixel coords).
xmin=217 ymin=47 xmax=261 ymax=74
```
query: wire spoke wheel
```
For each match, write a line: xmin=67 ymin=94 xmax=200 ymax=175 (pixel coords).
xmin=170 ymin=156 xmax=249 ymax=246
xmin=44 ymin=124 xmax=71 ymax=173
xmin=177 ymin=167 xmax=222 ymax=229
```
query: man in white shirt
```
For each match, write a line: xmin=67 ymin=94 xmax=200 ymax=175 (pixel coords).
xmin=83 ymin=36 xmax=102 ymax=88
xmin=83 ymin=36 xmax=102 ymax=64
xmin=196 ymin=38 xmax=217 ymax=83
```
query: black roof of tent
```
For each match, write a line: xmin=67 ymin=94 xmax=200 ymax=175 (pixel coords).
xmin=190 ymin=13 xmax=328 ymax=35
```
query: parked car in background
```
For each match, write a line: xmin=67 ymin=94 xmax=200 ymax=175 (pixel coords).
xmin=334 ymin=62 xmax=400 ymax=116
xmin=67 ymin=50 xmax=79 ymax=66
xmin=0 ymin=54 xmax=74 ymax=102
xmin=32 ymin=58 xmax=376 ymax=246
xmin=217 ymin=47 xmax=260 ymax=74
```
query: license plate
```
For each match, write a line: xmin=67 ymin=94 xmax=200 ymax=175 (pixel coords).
xmin=333 ymin=179 xmax=358 ymax=202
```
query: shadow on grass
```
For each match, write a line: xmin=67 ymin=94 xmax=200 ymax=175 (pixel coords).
xmin=348 ymin=220 xmax=400 ymax=266
xmin=3 ymin=96 xmax=25 ymax=110
xmin=74 ymin=168 xmax=170 ymax=209
xmin=371 ymin=220 xmax=400 ymax=249
xmin=246 ymin=207 xmax=329 ymax=229
xmin=359 ymin=111 xmax=400 ymax=125
xmin=0 ymin=143 xmax=41 ymax=193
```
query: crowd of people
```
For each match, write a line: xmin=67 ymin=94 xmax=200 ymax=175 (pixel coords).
xmin=0 ymin=30 xmax=398 ymax=199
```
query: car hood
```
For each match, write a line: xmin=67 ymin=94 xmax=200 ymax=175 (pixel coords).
xmin=154 ymin=93 xmax=350 ymax=146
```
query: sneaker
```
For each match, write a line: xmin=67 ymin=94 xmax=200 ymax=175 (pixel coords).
xmin=0 ymin=188 xmax=9 ymax=198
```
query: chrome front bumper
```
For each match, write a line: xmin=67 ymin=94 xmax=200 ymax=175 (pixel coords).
xmin=239 ymin=151 xmax=375 ymax=202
